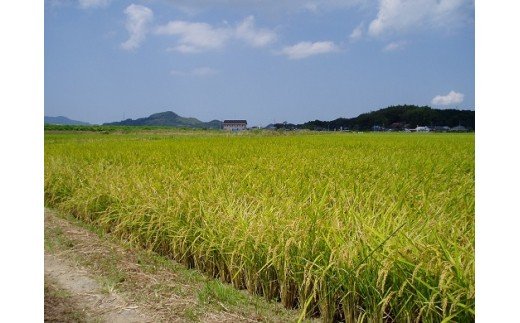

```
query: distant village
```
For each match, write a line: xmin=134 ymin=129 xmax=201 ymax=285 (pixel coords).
xmin=223 ymin=120 xmax=471 ymax=132
xmin=370 ymin=124 xmax=470 ymax=132
xmin=224 ymin=105 xmax=474 ymax=132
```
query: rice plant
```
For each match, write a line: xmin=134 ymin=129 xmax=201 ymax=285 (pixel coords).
xmin=45 ymin=131 xmax=474 ymax=322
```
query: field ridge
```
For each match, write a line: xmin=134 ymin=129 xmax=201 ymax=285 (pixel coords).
xmin=45 ymin=208 xmax=302 ymax=322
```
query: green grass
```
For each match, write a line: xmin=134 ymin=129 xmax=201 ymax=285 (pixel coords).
xmin=198 ymin=280 xmax=248 ymax=307
xmin=45 ymin=131 xmax=474 ymax=322
xmin=44 ymin=227 xmax=74 ymax=251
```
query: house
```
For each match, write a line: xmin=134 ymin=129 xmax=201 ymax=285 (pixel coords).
xmin=432 ymin=126 xmax=451 ymax=132
xmin=410 ymin=126 xmax=430 ymax=132
xmin=223 ymin=120 xmax=247 ymax=131
xmin=450 ymin=125 xmax=467 ymax=132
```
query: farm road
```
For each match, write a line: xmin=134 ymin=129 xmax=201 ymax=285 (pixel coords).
xmin=45 ymin=209 xmax=284 ymax=322
xmin=45 ymin=253 xmax=150 ymax=322
xmin=44 ymin=209 xmax=299 ymax=322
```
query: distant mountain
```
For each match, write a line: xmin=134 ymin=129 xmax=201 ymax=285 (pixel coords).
xmin=104 ymin=111 xmax=222 ymax=129
xmin=296 ymin=105 xmax=475 ymax=131
xmin=45 ymin=116 xmax=91 ymax=125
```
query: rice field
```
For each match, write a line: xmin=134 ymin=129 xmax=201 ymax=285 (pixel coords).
xmin=44 ymin=131 xmax=474 ymax=322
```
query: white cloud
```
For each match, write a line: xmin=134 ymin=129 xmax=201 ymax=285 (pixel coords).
xmin=368 ymin=0 xmax=469 ymax=37
xmin=349 ymin=23 xmax=364 ymax=42
xmin=280 ymin=41 xmax=339 ymax=59
xmin=156 ymin=16 xmax=277 ymax=53
xmin=171 ymin=67 xmax=219 ymax=77
xmin=156 ymin=21 xmax=232 ymax=53
xmin=192 ymin=67 xmax=219 ymax=76
xmin=431 ymin=91 xmax=464 ymax=105
xmin=121 ymin=4 xmax=154 ymax=50
xmin=303 ymin=2 xmax=319 ymax=13
xmin=79 ymin=0 xmax=111 ymax=9
xmin=383 ymin=40 xmax=406 ymax=52
xmin=235 ymin=16 xmax=277 ymax=48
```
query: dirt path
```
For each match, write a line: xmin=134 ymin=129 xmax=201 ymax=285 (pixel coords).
xmin=44 ymin=208 xmax=301 ymax=322
xmin=45 ymin=254 xmax=151 ymax=322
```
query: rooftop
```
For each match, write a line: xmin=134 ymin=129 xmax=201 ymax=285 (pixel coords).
xmin=223 ymin=120 xmax=247 ymax=124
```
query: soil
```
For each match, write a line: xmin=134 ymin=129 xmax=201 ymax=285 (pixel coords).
xmin=44 ymin=208 xmax=301 ymax=323
xmin=45 ymin=254 xmax=150 ymax=322
xmin=45 ymin=277 xmax=87 ymax=322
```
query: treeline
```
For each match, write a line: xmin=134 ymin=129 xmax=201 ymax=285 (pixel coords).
xmin=44 ymin=124 xmax=114 ymax=132
xmin=43 ymin=124 xmax=211 ymax=132
xmin=276 ymin=105 xmax=474 ymax=131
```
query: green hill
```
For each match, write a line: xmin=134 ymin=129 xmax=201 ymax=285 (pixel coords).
xmin=45 ymin=116 xmax=91 ymax=125
xmin=104 ymin=111 xmax=222 ymax=129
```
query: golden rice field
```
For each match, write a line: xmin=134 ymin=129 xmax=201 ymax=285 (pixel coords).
xmin=44 ymin=131 xmax=474 ymax=322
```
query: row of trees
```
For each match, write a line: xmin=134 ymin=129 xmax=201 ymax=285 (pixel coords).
xmin=274 ymin=105 xmax=475 ymax=131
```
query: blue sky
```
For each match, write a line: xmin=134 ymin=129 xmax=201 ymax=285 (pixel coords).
xmin=45 ymin=0 xmax=474 ymax=126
